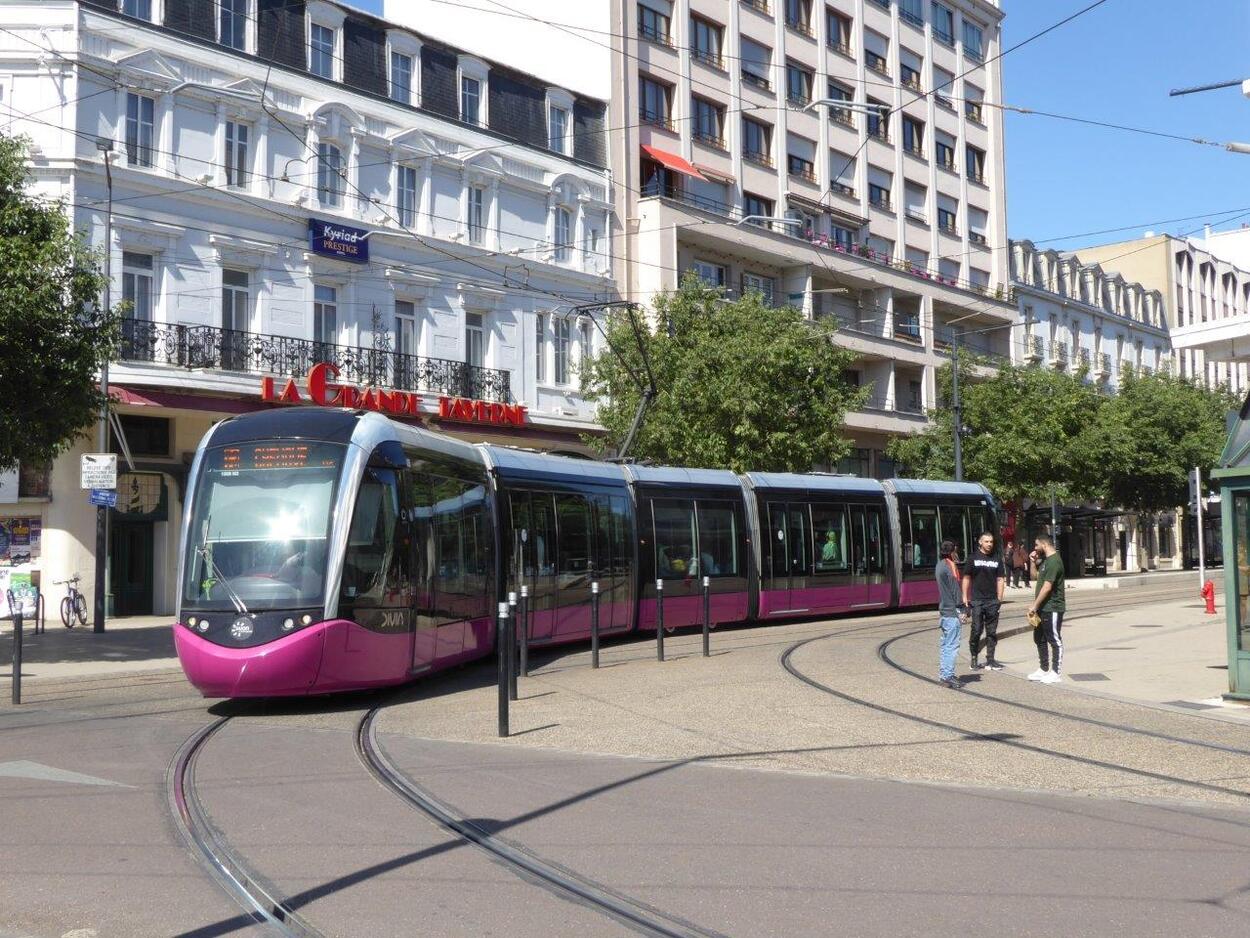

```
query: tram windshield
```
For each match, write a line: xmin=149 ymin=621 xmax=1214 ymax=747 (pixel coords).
xmin=182 ymin=440 xmax=344 ymax=611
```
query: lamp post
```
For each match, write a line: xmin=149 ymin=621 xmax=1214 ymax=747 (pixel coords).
xmin=93 ymin=138 xmax=114 ymax=634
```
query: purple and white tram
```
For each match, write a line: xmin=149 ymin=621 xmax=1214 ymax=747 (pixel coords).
xmin=173 ymin=409 xmax=996 ymax=697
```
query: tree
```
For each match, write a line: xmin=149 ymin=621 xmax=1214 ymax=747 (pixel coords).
xmin=1091 ymin=370 xmax=1235 ymax=512
xmin=0 ymin=133 xmax=116 ymax=472
xmin=888 ymin=361 xmax=1108 ymax=504
xmin=580 ymin=276 xmax=866 ymax=471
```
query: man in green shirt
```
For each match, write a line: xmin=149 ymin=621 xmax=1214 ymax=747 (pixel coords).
xmin=1026 ymin=533 xmax=1065 ymax=684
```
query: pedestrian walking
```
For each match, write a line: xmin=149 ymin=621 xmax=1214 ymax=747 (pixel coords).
xmin=963 ymin=531 xmax=1006 ymax=671
xmin=935 ymin=539 xmax=967 ymax=689
xmin=1011 ymin=541 xmax=1031 ymax=588
xmin=1026 ymin=534 xmax=1066 ymax=683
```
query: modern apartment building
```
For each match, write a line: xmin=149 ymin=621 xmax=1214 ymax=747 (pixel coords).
xmin=1076 ymin=234 xmax=1250 ymax=395
xmin=611 ymin=0 xmax=1013 ymax=475
xmin=0 ymin=0 xmax=615 ymax=616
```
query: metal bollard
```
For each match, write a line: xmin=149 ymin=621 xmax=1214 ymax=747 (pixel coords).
xmin=702 ymin=575 xmax=711 ymax=658
xmin=590 ymin=581 xmax=600 ymax=669
xmin=496 ymin=602 xmax=510 ymax=737
xmin=518 ymin=585 xmax=529 ymax=678
xmin=8 ymin=591 xmax=22 ymax=705
xmin=656 ymin=578 xmax=665 ymax=662
xmin=507 ymin=591 xmax=518 ymax=702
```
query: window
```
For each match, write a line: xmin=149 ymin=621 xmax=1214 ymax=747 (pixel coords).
xmin=742 ymin=117 xmax=772 ymax=164
xmin=933 ymin=67 xmax=956 ymax=109
xmin=654 ymin=499 xmax=697 ymax=579
xmin=691 ymin=260 xmax=726 ymax=288
xmin=639 ymin=75 xmax=672 ymax=127
xmin=397 ymin=165 xmax=418 ymax=227
xmin=864 ymin=30 xmax=889 ymax=75
xmin=907 ymin=506 xmax=938 ymax=570
xmin=554 ymin=207 xmax=572 ymax=262
xmin=468 ymin=185 xmax=485 ymax=244
xmin=742 ymin=192 xmax=773 ymax=224
xmin=112 ymin=416 xmax=169 ymax=458
xmin=221 ymin=269 xmax=249 ymax=333
xmin=904 ymin=182 xmax=926 ymax=222
xmin=826 ymin=80 xmax=854 ymax=126
xmin=548 ymin=104 xmax=570 ymax=153
xmin=866 ymin=99 xmax=888 ymax=140
xmin=830 ymin=150 xmax=856 ymax=196
xmin=827 ymin=9 xmax=852 ymax=54
xmin=740 ymin=38 xmax=772 ymax=91
xmin=812 ymin=505 xmax=849 ymax=573
xmin=122 ymin=252 xmax=154 ymax=321
xmin=554 ymin=317 xmax=571 ymax=384
xmin=534 ymin=313 xmax=546 ymax=382
xmin=317 ymin=142 xmax=343 ymax=207
xmin=219 ymin=0 xmax=248 ymax=51
xmin=964 ymin=86 xmax=984 ymax=123
xmin=787 ymin=133 xmax=816 ymax=182
xmin=935 ymin=136 xmax=955 ymax=170
xmin=931 ymin=2 xmax=954 ymax=44
xmin=963 ymin=20 xmax=984 ymax=61
xmin=900 ymin=61 xmax=922 ymax=91
xmin=968 ymin=207 xmax=988 ymax=245
xmin=742 ymin=272 xmax=775 ymax=306
xmin=390 ymin=51 xmax=414 ymax=104
xmin=17 ymin=461 xmax=50 ymax=498
xmin=580 ymin=318 xmax=593 ymax=362
xmin=691 ymin=16 xmax=723 ymax=67
xmin=696 ymin=501 xmax=740 ymax=577
xmin=638 ymin=1 xmax=672 ymax=44
xmin=832 ymin=225 xmax=855 ymax=249
xmin=785 ymin=0 xmax=812 ymax=34
xmin=785 ymin=61 xmax=813 ymax=105
xmin=461 ymin=75 xmax=482 ymax=125
xmin=940 ymin=506 xmax=971 ymax=558
xmin=869 ymin=182 xmax=891 ymax=210
xmin=395 ymin=300 xmax=417 ymax=357
xmin=937 ymin=205 xmax=957 ymax=234
xmin=902 ymin=116 xmax=924 ymax=155
xmin=313 ymin=285 xmax=337 ymax=347
xmin=310 ymin=23 xmax=336 ymax=79
xmin=121 ymin=0 xmax=152 ymax=18
xmin=899 ymin=0 xmax=924 ymax=27
xmin=465 ymin=312 xmax=485 ymax=368
xmin=224 ymin=120 xmax=249 ymax=188
xmin=692 ymin=96 xmax=724 ymax=146
xmin=125 ymin=93 xmax=154 ymax=168
xmin=965 ymin=145 xmax=986 ymax=183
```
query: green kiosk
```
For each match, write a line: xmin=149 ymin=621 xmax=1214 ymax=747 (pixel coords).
xmin=1214 ymin=394 xmax=1250 ymax=701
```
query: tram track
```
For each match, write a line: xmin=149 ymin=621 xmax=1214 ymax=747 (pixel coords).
xmin=356 ymin=706 xmax=725 ymax=938
xmin=779 ymin=586 xmax=1250 ymax=803
xmin=168 ymin=716 xmax=324 ymax=938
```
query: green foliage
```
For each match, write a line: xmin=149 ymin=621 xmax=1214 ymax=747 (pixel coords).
xmin=888 ymin=360 xmax=1234 ymax=511
xmin=580 ymin=276 xmax=866 ymax=471
xmin=0 ymin=133 xmax=116 ymax=472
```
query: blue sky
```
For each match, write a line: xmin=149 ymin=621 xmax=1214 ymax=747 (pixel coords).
xmin=345 ymin=0 xmax=1249 ymax=251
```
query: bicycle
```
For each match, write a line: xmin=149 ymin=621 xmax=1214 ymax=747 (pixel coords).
xmin=55 ymin=575 xmax=88 ymax=628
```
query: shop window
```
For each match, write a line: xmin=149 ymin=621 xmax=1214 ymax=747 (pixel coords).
xmin=17 ymin=462 xmax=50 ymax=498
xmin=111 ymin=415 xmax=170 ymax=458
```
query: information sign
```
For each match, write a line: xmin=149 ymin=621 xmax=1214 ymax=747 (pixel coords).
xmin=89 ymin=489 xmax=118 ymax=508
xmin=80 ymin=454 xmax=118 ymax=490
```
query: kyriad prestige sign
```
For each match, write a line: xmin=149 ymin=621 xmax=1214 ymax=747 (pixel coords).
xmin=307 ymin=218 xmax=370 ymax=264
xmin=260 ymin=362 xmax=528 ymax=428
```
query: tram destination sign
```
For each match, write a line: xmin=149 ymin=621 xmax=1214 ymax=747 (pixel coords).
xmin=307 ymin=218 xmax=370 ymax=264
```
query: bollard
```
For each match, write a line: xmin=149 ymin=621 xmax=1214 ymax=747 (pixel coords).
xmin=496 ymin=602 xmax=510 ymax=737
xmin=656 ymin=578 xmax=665 ymax=662
xmin=8 ymin=591 xmax=22 ymax=705
xmin=702 ymin=575 xmax=711 ymax=658
xmin=507 ymin=591 xmax=518 ymax=701
xmin=518 ymin=585 xmax=529 ymax=677
xmin=590 ymin=581 xmax=600 ymax=669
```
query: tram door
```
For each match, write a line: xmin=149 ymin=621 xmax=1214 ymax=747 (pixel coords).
xmin=767 ymin=502 xmax=812 ymax=612
xmin=553 ymin=494 xmax=594 ymax=637
xmin=511 ymin=492 xmax=557 ymax=642
xmin=849 ymin=504 xmax=889 ymax=606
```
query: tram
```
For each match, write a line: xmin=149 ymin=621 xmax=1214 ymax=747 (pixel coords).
xmin=173 ymin=409 xmax=997 ymax=697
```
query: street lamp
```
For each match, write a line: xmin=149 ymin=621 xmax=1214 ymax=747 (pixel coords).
xmin=733 ymin=215 xmax=805 ymax=229
xmin=93 ymin=137 xmax=114 ymax=634
xmin=801 ymin=97 xmax=891 ymax=118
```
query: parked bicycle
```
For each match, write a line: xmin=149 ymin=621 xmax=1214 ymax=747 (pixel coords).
xmin=55 ymin=575 xmax=88 ymax=628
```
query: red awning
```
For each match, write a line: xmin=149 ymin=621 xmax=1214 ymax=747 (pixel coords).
xmin=110 ymin=386 xmax=269 ymax=414
xmin=641 ymin=145 xmax=707 ymax=181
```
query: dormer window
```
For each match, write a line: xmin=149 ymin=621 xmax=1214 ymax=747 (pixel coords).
xmin=458 ymin=57 xmax=489 ymax=127
xmin=390 ymin=51 xmax=414 ymax=104
xmin=120 ymin=0 xmax=154 ymax=21
xmin=219 ymin=0 xmax=250 ymax=52
xmin=310 ymin=23 xmax=336 ymax=79
xmin=547 ymin=88 xmax=574 ymax=155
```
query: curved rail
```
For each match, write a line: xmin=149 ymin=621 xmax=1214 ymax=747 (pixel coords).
xmin=168 ymin=717 xmax=324 ymax=937
xmin=356 ymin=707 xmax=724 ymax=938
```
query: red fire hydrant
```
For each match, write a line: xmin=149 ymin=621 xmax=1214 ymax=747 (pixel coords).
xmin=1201 ymin=580 xmax=1217 ymax=615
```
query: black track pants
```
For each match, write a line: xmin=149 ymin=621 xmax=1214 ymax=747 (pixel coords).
xmin=969 ymin=601 xmax=1001 ymax=660
xmin=1033 ymin=611 xmax=1064 ymax=673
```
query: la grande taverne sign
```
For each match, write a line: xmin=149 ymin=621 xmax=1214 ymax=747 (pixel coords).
xmin=260 ymin=362 xmax=528 ymax=428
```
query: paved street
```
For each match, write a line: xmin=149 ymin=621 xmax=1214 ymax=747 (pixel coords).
xmin=2 ymin=581 xmax=1249 ymax=937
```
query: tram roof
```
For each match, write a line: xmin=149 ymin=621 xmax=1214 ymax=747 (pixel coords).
xmin=623 ymin=465 xmax=744 ymax=488
xmin=884 ymin=479 xmax=993 ymax=499
xmin=745 ymin=472 xmax=885 ymax=495
xmin=479 ymin=446 xmax=627 ymax=486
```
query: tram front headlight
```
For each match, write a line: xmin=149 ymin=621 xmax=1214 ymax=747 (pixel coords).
xmin=197 ymin=620 xmax=210 ymax=633
xmin=282 ymin=618 xmax=296 ymax=631
xmin=187 ymin=616 xmax=198 ymax=628
xmin=301 ymin=614 xmax=313 ymax=625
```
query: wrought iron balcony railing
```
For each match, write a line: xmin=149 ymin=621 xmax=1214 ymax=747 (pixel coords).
xmin=117 ymin=320 xmax=512 ymax=403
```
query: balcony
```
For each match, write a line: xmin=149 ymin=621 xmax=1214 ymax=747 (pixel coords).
xmin=829 ymin=107 xmax=855 ymax=127
xmin=787 ymin=92 xmax=812 ymax=109
xmin=691 ymin=47 xmax=724 ymax=69
xmin=938 ymin=220 xmax=958 ymax=237
xmin=787 ymin=156 xmax=816 ymax=183
xmin=935 ymin=94 xmax=956 ymax=112
xmin=967 ymin=170 xmax=986 ymax=185
xmin=1078 ymin=347 xmax=1092 ymax=369
xmin=1120 ymin=359 xmax=1135 ymax=378
xmin=741 ymin=0 xmax=770 ymax=14
xmin=893 ymin=314 xmax=922 ymax=344
xmin=1094 ymin=352 xmax=1111 ymax=380
xmin=869 ymin=193 xmax=893 ymax=211
xmin=830 ymin=180 xmax=856 ymax=198
xmin=744 ymin=149 xmax=774 ymax=168
xmin=1025 ymin=334 xmax=1044 ymax=362
xmin=861 ymin=392 xmax=925 ymax=417
xmin=868 ymin=126 xmax=891 ymax=144
xmin=786 ymin=17 xmax=813 ymax=37
xmin=865 ymin=52 xmax=890 ymax=77
xmin=965 ymin=104 xmax=985 ymax=124
xmin=693 ymin=130 xmax=726 ymax=149
xmin=117 ymin=320 xmax=513 ymax=403
xmin=1049 ymin=339 xmax=1069 ymax=369
xmin=828 ymin=39 xmax=852 ymax=57
xmin=638 ymin=22 xmax=674 ymax=48
xmin=969 ymin=232 xmax=988 ymax=246
xmin=639 ymin=108 xmax=675 ymax=132
xmin=741 ymin=70 xmax=773 ymax=93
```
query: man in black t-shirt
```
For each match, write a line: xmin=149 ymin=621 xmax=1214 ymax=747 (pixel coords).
xmin=962 ymin=531 xmax=1006 ymax=671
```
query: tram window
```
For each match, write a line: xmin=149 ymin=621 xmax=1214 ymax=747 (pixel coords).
xmin=865 ymin=506 xmax=886 ymax=574
xmin=768 ymin=503 xmax=788 ymax=580
xmin=510 ymin=493 xmax=532 ymax=578
xmin=341 ymin=468 xmax=400 ymax=604
xmin=695 ymin=501 xmax=739 ymax=577
xmin=811 ymin=504 xmax=849 ymax=574
xmin=555 ymin=495 xmax=592 ymax=575
xmin=908 ymin=506 xmax=939 ymax=569
xmin=530 ymin=494 xmax=556 ymax=576
xmin=940 ymin=506 xmax=971 ymax=559
xmin=609 ymin=496 xmax=630 ymax=576
xmin=654 ymin=498 xmax=697 ymax=579
xmin=594 ymin=495 xmax=612 ymax=579
xmin=788 ymin=505 xmax=811 ymax=576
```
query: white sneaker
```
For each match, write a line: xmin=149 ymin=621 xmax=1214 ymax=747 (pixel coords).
xmin=1027 ymin=669 xmax=1047 ymax=681
xmin=1042 ymin=671 xmax=1062 ymax=684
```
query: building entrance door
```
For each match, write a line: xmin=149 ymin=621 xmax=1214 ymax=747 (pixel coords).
xmin=110 ymin=521 xmax=154 ymax=616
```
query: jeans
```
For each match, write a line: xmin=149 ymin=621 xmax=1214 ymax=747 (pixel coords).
xmin=939 ymin=615 xmax=961 ymax=680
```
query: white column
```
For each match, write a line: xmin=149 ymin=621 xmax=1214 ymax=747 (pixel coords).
xmin=488 ymin=178 xmax=501 ymax=250
xmin=114 ymin=86 xmax=127 ymax=150
xmin=256 ymin=112 xmax=270 ymax=198
xmin=159 ymin=91 xmax=175 ymax=174
xmin=214 ymin=103 xmax=227 ymax=187
xmin=545 ymin=193 xmax=557 ymax=261
xmin=349 ymin=130 xmax=363 ymax=213
xmin=303 ymin=119 xmax=316 ymax=205
xmin=459 ymin=166 xmax=470 ymax=238
xmin=574 ymin=197 xmax=587 ymax=270
xmin=418 ymin=157 xmax=433 ymax=236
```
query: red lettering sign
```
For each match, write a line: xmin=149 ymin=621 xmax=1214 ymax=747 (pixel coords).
xmin=437 ymin=396 xmax=528 ymax=427
xmin=259 ymin=362 xmax=424 ymax=419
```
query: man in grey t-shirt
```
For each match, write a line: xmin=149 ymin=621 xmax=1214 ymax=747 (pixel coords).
xmin=935 ymin=538 xmax=966 ymax=689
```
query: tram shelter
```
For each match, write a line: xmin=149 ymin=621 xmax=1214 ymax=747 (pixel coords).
xmin=1212 ymin=394 xmax=1250 ymax=701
